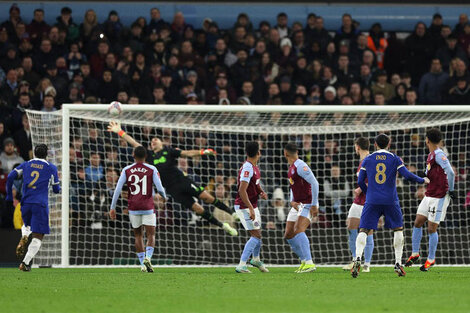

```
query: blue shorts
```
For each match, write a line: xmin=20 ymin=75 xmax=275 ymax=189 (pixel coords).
xmin=359 ymin=202 xmax=403 ymax=230
xmin=21 ymin=203 xmax=50 ymax=234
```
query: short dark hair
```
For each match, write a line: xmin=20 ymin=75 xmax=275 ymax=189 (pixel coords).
xmin=284 ymin=143 xmax=298 ymax=154
xmin=34 ymin=144 xmax=48 ymax=159
xmin=134 ymin=145 xmax=147 ymax=160
xmin=426 ymin=128 xmax=442 ymax=144
xmin=355 ymin=137 xmax=370 ymax=150
xmin=375 ymin=134 xmax=390 ymax=149
xmin=245 ymin=141 xmax=259 ymax=158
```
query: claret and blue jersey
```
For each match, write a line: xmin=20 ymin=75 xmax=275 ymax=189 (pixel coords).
xmin=357 ymin=149 xmax=424 ymax=230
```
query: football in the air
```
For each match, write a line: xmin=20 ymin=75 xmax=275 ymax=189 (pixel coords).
xmin=108 ymin=101 xmax=122 ymax=117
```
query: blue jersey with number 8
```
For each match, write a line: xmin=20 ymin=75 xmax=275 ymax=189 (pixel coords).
xmin=8 ymin=159 xmax=60 ymax=206
xmin=358 ymin=149 xmax=424 ymax=205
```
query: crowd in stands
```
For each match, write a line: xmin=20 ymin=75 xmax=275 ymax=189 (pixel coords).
xmin=0 ymin=4 xmax=470 ymax=229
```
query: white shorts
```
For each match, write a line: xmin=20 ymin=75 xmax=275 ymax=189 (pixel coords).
xmin=235 ymin=206 xmax=261 ymax=230
xmin=417 ymin=195 xmax=450 ymax=224
xmin=129 ymin=213 xmax=156 ymax=228
xmin=286 ymin=206 xmax=313 ymax=222
xmin=347 ymin=203 xmax=364 ymax=219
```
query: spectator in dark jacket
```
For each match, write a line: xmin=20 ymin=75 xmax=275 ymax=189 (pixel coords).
xmin=418 ymin=58 xmax=449 ymax=104
xmin=27 ymin=9 xmax=50 ymax=46
xmin=33 ymin=39 xmax=57 ymax=76
xmin=448 ymin=78 xmax=470 ymax=104
xmin=404 ymin=22 xmax=435 ymax=86
xmin=436 ymin=34 xmax=468 ymax=72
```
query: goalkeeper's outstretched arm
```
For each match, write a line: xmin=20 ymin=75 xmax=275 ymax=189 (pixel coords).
xmin=107 ymin=121 xmax=140 ymax=148
xmin=181 ymin=148 xmax=217 ymax=158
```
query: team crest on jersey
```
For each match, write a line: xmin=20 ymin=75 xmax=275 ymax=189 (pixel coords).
xmin=244 ymin=171 xmax=250 ymax=177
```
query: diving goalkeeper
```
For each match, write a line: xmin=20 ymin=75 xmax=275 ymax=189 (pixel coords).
xmin=108 ymin=121 xmax=238 ymax=236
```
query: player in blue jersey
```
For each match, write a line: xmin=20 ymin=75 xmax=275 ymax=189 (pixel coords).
xmin=283 ymin=143 xmax=319 ymax=273
xmin=6 ymin=144 xmax=61 ymax=271
xmin=351 ymin=134 xmax=429 ymax=278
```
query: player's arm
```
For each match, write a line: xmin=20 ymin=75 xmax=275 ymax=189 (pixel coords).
xmin=180 ymin=148 xmax=217 ymax=158
xmin=239 ymin=181 xmax=256 ymax=220
xmin=6 ymin=163 xmax=24 ymax=201
xmin=152 ymin=169 xmax=167 ymax=200
xmin=357 ymin=168 xmax=368 ymax=194
xmin=397 ymin=157 xmax=427 ymax=184
xmin=109 ymin=169 xmax=127 ymax=220
xmin=435 ymin=151 xmax=455 ymax=195
xmin=51 ymin=165 xmax=61 ymax=194
xmin=298 ymin=165 xmax=319 ymax=216
xmin=107 ymin=121 xmax=141 ymax=148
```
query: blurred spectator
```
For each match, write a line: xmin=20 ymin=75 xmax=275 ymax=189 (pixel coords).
xmin=418 ymin=58 xmax=449 ymax=104
xmin=454 ymin=13 xmax=469 ymax=37
xmin=405 ymin=22 xmax=435 ymax=86
xmin=367 ymin=23 xmax=387 ymax=69
xmin=371 ymin=70 xmax=395 ymax=100
xmin=448 ymin=78 xmax=470 ymax=104
xmin=275 ymin=12 xmax=289 ymax=39
xmin=323 ymin=165 xmax=351 ymax=227
xmin=0 ymin=138 xmax=24 ymax=172
xmin=436 ymin=34 xmax=468 ymax=72
xmin=13 ymin=114 xmax=32 ymax=161
xmin=27 ymin=8 xmax=50 ymax=46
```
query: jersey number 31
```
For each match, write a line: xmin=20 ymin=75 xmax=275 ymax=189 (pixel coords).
xmin=129 ymin=174 xmax=148 ymax=195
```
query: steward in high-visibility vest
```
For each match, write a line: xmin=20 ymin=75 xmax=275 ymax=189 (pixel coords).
xmin=367 ymin=23 xmax=388 ymax=69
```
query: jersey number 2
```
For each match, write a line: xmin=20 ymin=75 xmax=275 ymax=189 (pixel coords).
xmin=28 ymin=171 xmax=40 ymax=189
xmin=375 ymin=163 xmax=386 ymax=184
xmin=129 ymin=174 xmax=148 ymax=195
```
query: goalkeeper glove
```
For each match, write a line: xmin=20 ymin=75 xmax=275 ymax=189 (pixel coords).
xmin=448 ymin=190 xmax=456 ymax=201
xmin=200 ymin=148 xmax=216 ymax=156
xmin=108 ymin=121 xmax=126 ymax=137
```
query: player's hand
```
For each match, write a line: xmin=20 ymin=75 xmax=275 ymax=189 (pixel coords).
xmin=107 ymin=121 xmax=122 ymax=134
xmin=109 ymin=209 xmax=117 ymax=220
xmin=200 ymin=148 xmax=216 ymax=156
xmin=310 ymin=205 xmax=319 ymax=217
xmin=354 ymin=187 xmax=362 ymax=197
xmin=423 ymin=177 xmax=430 ymax=184
xmin=248 ymin=208 xmax=256 ymax=221
xmin=260 ymin=191 xmax=268 ymax=200
xmin=448 ymin=190 xmax=456 ymax=201
xmin=290 ymin=201 xmax=300 ymax=210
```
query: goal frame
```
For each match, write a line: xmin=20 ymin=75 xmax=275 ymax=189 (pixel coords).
xmin=60 ymin=104 xmax=470 ymax=267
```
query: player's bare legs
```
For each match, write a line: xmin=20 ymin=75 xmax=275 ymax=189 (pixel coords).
xmin=143 ymin=225 xmax=156 ymax=273
xmin=199 ymin=191 xmax=236 ymax=217
xmin=407 ymin=215 xmax=427 ymax=267
xmin=20 ymin=233 xmax=44 ymax=272
xmin=133 ymin=226 xmax=147 ymax=272
xmin=191 ymin=202 xmax=237 ymax=236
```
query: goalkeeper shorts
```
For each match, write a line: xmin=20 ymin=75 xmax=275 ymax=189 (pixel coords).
xmin=167 ymin=177 xmax=205 ymax=209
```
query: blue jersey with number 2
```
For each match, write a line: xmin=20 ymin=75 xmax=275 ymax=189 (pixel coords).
xmin=358 ymin=149 xmax=424 ymax=205
xmin=6 ymin=158 xmax=60 ymax=206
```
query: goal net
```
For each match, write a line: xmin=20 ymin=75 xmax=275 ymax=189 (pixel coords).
xmin=26 ymin=105 xmax=470 ymax=267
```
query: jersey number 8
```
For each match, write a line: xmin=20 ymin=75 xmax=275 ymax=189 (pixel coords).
xmin=375 ymin=163 xmax=386 ymax=184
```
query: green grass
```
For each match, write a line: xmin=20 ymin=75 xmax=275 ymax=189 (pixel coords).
xmin=1 ymin=267 xmax=469 ymax=313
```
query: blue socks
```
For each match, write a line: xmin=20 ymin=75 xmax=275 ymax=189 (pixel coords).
xmin=241 ymin=236 xmax=260 ymax=262
xmin=412 ymin=227 xmax=423 ymax=254
xmin=287 ymin=237 xmax=303 ymax=260
xmin=348 ymin=229 xmax=358 ymax=259
xmin=428 ymin=232 xmax=439 ymax=260
xmin=364 ymin=234 xmax=374 ymax=263
xmin=145 ymin=246 xmax=154 ymax=260
xmin=297 ymin=232 xmax=312 ymax=261
xmin=253 ymin=238 xmax=261 ymax=260
xmin=137 ymin=252 xmax=145 ymax=266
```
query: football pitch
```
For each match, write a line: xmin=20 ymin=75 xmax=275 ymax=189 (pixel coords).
xmin=1 ymin=267 xmax=469 ymax=313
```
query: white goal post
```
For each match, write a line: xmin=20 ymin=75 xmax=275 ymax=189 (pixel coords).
xmin=26 ymin=105 xmax=470 ymax=267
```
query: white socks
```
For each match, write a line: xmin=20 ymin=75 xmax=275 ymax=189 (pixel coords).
xmin=355 ymin=232 xmax=367 ymax=260
xmin=23 ymin=238 xmax=41 ymax=264
xmin=21 ymin=225 xmax=32 ymax=238
xmin=394 ymin=231 xmax=404 ymax=265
